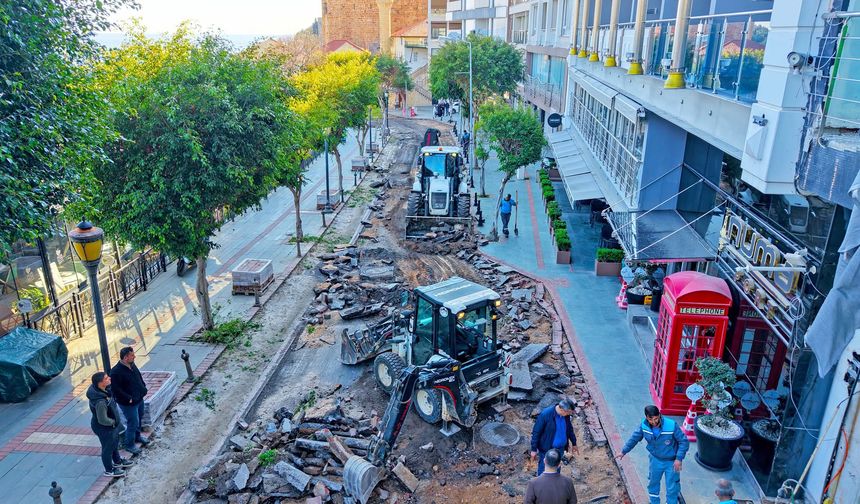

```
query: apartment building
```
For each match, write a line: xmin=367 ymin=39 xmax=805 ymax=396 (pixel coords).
xmin=546 ymin=0 xmax=860 ymax=501
xmin=443 ymin=0 xmax=509 ymax=39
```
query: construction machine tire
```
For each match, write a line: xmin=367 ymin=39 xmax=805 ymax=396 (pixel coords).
xmin=456 ymin=193 xmax=471 ymax=218
xmin=406 ymin=192 xmax=421 ymax=217
xmin=373 ymin=353 xmax=406 ymax=395
xmin=413 ymin=387 xmax=443 ymax=424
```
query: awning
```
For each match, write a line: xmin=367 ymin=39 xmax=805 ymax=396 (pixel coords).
xmin=573 ymin=72 xmax=616 ymax=108
xmin=547 ymin=130 xmax=603 ymax=202
xmin=606 ymin=209 xmax=717 ymax=262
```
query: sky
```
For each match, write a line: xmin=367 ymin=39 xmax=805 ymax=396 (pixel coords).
xmin=100 ymin=0 xmax=321 ymax=46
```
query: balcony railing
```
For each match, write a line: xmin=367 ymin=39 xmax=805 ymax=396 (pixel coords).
xmin=584 ymin=10 xmax=771 ymax=104
xmin=512 ymin=29 xmax=528 ymax=45
xmin=524 ymin=74 xmax=562 ymax=111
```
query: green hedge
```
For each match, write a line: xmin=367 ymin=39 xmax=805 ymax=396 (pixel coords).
xmin=555 ymin=228 xmax=571 ymax=251
xmin=596 ymin=248 xmax=624 ymax=263
xmin=547 ymin=201 xmax=561 ymax=220
xmin=553 ymin=218 xmax=566 ymax=233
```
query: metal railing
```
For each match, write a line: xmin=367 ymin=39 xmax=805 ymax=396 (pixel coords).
xmin=585 ymin=10 xmax=771 ymax=104
xmin=524 ymin=74 xmax=562 ymax=111
xmin=24 ymin=250 xmax=167 ymax=341
xmin=512 ymin=29 xmax=528 ymax=44
xmin=809 ymin=14 xmax=860 ymax=129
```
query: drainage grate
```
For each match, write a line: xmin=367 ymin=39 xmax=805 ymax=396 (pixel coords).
xmin=480 ymin=422 xmax=520 ymax=447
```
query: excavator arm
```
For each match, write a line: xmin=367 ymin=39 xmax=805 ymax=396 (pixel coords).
xmin=366 ymin=364 xmax=420 ymax=465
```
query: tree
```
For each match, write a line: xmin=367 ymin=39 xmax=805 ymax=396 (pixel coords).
xmin=429 ymin=34 xmax=523 ymax=117
xmin=0 ymin=0 xmax=133 ymax=260
xmin=243 ymin=29 xmax=324 ymax=76
xmin=89 ymin=33 xmax=293 ymax=330
xmin=376 ymin=54 xmax=413 ymax=115
xmin=291 ymin=52 xmax=380 ymax=200
xmin=477 ymin=102 xmax=545 ymax=241
xmin=475 ymin=140 xmax=491 ymax=197
xmin=274 ymin=114 xmax=317 ymax=258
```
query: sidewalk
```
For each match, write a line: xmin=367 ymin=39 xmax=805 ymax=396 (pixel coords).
xmin=475 ymin=157 xmax=759 ymax=504
xmin=0 ymin=135 xmax=365 ymax=503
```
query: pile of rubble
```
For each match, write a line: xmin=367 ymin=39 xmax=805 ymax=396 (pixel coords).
xmin=306 ymin=247 xmax=404 ymax=326
xmin=189 ymin=388 xmax=421 ymax=504
xmin=404 ymin=221 xmax=478 ymax=255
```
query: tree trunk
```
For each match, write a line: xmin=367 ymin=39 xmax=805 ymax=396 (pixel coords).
xmin=333 ymin=146 xmax=344 ymax=202
xmin=195 ymin=256 xmax=214 ymax=330
xmin=356 ymin=126 xmax=366 ymax=156
xmin=480 ymin=158 xmax=488 ymax=197
xmin=490 ymin=173 xmax=512 ymax=241
xmin=292 ymin=188 xmax=303 ymax=257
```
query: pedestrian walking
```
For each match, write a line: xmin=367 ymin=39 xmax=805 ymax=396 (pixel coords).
xmin=713 ymin=479 xmax=737 ymax=503
xmin=530 ymin=398 xmax=578 ymax=475
xmin=524 ymin=449 xmax=577 ymax=504
xmin=616 ymin=405 xmax=689 ymax=504
xmin=87 ymin=372 xmax=133 ymax=477
xmin=500 ymin=194 xmax=517 ymax=237
xmin=111 ymin=346 xmax=150 ymax=455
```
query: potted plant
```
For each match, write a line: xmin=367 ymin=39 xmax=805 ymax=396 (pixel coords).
xmin=749 ymin=417 xmax=780 ymax=473
xmin=595 ymin=248 xmax=624 ymax=276
xmin=551 ymin=218 xmax=565 ymax=238
xmin=555 ymin=228 xmax=571 ymax=264
xmin=547 ymin=201 xmax=561 ymax=226
xmin=693 ymin=357 xmax=746 ymax=472
xmin=625 ymin=267 xmax=652 ymax=304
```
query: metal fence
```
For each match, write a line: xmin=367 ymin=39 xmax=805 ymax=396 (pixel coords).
xmin=25 ymin=250 xmax=167 ymax=341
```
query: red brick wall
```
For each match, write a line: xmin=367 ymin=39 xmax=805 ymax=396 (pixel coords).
xmin=322 ymin=0 xmax=426 ymax=51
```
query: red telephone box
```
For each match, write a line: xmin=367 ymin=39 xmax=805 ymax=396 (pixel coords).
xmin=725 ymin=302 xmax=787 ymax=418
xmin=650 ymin=271 xmax=732 ymax=415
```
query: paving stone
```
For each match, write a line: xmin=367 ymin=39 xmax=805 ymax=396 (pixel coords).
xmin=392 ymin=461 xmax=420 ymax=492
xmin=510 ymin=361 xmax=533 ymax=391
xmin=233 ymin=463 xmax=250 ymax=490
xmin=511 ymin=343 xmax=549 ymax=364
xmin=274 ymin=461 xmax=312 ymax=492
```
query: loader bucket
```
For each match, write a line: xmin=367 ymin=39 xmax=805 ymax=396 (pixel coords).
xmin=340 ymin=328 xmax=361 ymax=365
xmin=344 ymin=456 xmax=385 ymax=504
xmin=340 ymin=324 xmax=394 ymax=365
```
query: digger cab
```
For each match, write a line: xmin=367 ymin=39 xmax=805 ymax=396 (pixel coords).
xmin=409 ymin=277 xmax=506 ymax=386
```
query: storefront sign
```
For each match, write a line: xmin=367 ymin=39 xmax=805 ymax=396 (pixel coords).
xmin=720 ymin=210 xmax=802 ymax=311
xmin=679 ymin=307 xmax=726 ymax=316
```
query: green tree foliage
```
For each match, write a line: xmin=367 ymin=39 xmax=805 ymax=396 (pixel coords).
xmin=0 ymin=0 xmax=133 ymax=260
xmin=376 ymin=54 xmax=413 ymax=118
xmin=477 ymin=102 xmax=545 ymax=240
xmin=291 ymin=53 xmax=381 ymax=196
xmin=429 ymin=34 xmax=523 ymax=115
xmin=90 ymin=33 xmax=294 ymax=329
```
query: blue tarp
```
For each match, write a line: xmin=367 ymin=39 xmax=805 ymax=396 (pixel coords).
xmin=0 ymin=327 xmax=68 ymax=402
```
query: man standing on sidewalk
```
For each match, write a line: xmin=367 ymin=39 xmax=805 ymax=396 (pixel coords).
xmin=616 ymin=405 xmax=689 ymax=504
xmin=500 ymin=194 xmax=517 ymax=237
xmin=530 ymin=398 xmax=578 ymax=475
xmin=524 ymin=449 xmax=577 ymax=504
xmin=111 ymin=347 xmax=150 ymax=455
xmin=87 ymin=372 xmax=133 ymax=477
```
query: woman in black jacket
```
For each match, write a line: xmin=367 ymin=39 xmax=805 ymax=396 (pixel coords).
xmin=87 ymin=372 xmax=133 ymax=477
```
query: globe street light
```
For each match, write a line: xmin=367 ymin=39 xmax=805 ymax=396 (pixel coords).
xmin=68 ymin=221 xmax=111 ymax=372
xmin=440 ymin=34 xmax=474 ymax=186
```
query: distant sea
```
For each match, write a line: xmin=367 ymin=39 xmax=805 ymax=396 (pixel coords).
xmin=94 ymin=32 xmax=284 ymax=49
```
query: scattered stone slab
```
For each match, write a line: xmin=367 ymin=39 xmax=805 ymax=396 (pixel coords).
xmin=359 ymin=264 xmax=395 ymax=281
xmin=531 ymin=363 xmax=560 ymax=380
xmin=510 ymin=361 xmax=533 ymax=391
xmin=511 ymin=343 xmax=549 ymax=364
xmin=229 ymin=435 xmax=256 ymax=452
xmin=507 ymin=390 xmax=529 ymax=402
xmin=511 ymin=288 xmax=533 ymax=302
xmin=518 ymin=319 xmax=532 ymax=331
xmin=274 ymin=461 xmax=312 ymax=492
xmin=233 ymin=463 xmax=250 ymax=491
xmin=392 ymin=462 xmax=420 ymax=492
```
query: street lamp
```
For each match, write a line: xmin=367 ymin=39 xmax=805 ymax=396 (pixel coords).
xmin=322 ymin=127 xmax=333 ymax=228
xmin=440 ymin=34 xmax=474 ymax=186
xmin=368 ymin=105 xmax=373 ymax=158
xmin=68 ymin=221 xmax=111 ymax=372
xmin=382 ymin=90 xmax=390 ymax=142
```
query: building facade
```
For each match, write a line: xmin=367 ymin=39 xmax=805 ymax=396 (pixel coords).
xmin=321 ymin=0 xmax=426 ymax=52
xmin=547 ymin=0 xmax=860 ymax=501
xmin=443 ymin=0 xmax=509 ymax=40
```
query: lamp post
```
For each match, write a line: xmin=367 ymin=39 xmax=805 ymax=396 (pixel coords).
xmin=382 ymin=90 xmax=390 ymax=142
xmin=322 ymin=127 xmax=333 ymax=227
xmin=440 ymin=34 xmax=474 ymax=186
xmin=368 ymin=105 xmax=373 ymax=158
xmin=68 ymin=221 xmax=111 ymax=372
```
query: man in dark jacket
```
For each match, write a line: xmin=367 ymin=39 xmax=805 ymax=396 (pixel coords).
xmin=111 ymin=347 xmax=149 ymax=454
xmin=87 ymin=372 xmax=133 ymax=477
xmin=531 ymin=398 xmax=578 ymax=475
xmin=524 ymin=449 xmax=577 ymax=504
xmin=616 ymin=405 xmax=689 ymax=504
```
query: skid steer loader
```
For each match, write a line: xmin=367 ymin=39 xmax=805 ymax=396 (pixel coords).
xmin=404 ymin=146 xmax=472 ymax=238
xmin=340 ymin=277 xmax=512 ymax=428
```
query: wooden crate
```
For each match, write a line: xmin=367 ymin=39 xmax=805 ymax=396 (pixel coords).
xmin=231 ymin=258 xmax=274 ymax=295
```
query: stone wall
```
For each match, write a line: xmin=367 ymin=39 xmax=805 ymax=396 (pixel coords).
xmin=321 ymin=0 xmax=426 ymax=52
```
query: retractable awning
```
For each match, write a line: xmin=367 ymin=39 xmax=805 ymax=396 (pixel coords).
xmin=547 ymin=130 xmax=603 ymax=202
xmin=606 ymin=209 xmax=717 ymax=262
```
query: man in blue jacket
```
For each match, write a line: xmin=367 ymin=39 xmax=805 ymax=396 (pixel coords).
xmin=616 ymin=405 xmax=689 ymax=504
xmin=530 ymin=398 xmax=578 ymax=475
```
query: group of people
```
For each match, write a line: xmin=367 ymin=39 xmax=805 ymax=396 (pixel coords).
xmin=527 ymin=402 xmax=741 ymax=504
xmin=433 ymin=98 xmax=456 ymax=120
xmin=87 ymin=346 xmax=151 ymax=478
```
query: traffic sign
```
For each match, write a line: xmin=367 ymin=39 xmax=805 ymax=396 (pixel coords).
xmin=547 ymin=113 xmax=562 ymax=128
xmin=685 ymin=383 xmax=705 ymax=402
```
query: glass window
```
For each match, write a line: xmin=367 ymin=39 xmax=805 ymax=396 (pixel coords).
xmin=455 ymin=306 xmax=495 ymax=359
xmin=414 ymin=296 xmax=435 ymax=365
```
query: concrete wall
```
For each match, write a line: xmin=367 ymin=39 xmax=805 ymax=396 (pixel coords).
xmin=638 ymin=113 xmax=686 ymax=211
xmin=322 ymin=0 xmax=426 ymax=50
xmin=806 ymin=330 xmax=860 ymax=503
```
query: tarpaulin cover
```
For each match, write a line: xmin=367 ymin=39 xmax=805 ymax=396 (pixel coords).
xmin=0 ymin=327 xmax=68 ymax=402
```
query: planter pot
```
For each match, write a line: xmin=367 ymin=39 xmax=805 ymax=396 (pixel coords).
xmin=548 ymin=167 xmax=562 ymax=181
xmin=626 ymin=291 xmax=647 ymax=305
xmin=556 ymin=250 xmax=571 ymax=264
xmin=595 ymin=261 xmax=622 ymax=277
xmin=749 ymin=419 xmax=779 ymax=473
xmin=693 ymin=416 xmax=745 ymax=472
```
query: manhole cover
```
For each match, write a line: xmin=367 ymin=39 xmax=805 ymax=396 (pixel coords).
xmin=480 ymin=422 xmax=520 ymax=447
